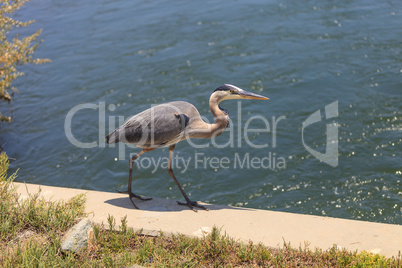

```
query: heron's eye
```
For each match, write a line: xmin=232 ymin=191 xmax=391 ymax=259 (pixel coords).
xmin=230 ymin=90 xmax=235 ymax=94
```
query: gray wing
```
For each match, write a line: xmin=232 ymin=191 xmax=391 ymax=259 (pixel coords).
xmin=109 ymin=101 xmax=198 ymax=148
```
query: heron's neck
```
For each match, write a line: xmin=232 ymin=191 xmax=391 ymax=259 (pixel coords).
xmin=186 ymin=94 xmax=229 ymax=140
xmin=208 ymin=96 xmax=230 ymax=137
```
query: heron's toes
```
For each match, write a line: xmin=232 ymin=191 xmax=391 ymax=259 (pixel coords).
xmin=129 ymin=192 xmax=152 ymax=201
xmin=128 ymin=196 xmax=139 ymax=209
xmin=116 ymin=190 xmax=128 ymax=194
xmin=127 ymin=193 xmax=152 ymax=209
xmin=138 ymin=196 xmax=153 ymax=201
xmin=177 ymin=200 xmax=209 ymax=212
xmin=116 ymin=190 xmax=151 ymax=201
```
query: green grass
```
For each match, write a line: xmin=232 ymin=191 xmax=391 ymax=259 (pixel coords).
xmin=0 ymin=151 xmax=401 ymax=267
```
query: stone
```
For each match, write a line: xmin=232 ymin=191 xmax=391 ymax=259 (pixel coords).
xmin=61 ymin=218 xmax=94 ymax=253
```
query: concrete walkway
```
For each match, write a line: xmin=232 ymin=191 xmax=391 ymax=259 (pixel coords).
xmin=15 ymin=182 xmax=401 ymax=258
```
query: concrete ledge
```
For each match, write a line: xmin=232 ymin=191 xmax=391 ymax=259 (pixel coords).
xmin=14 ymin=182 xmax=401 ymax=258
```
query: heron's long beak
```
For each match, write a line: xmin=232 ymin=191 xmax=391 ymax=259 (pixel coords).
xmin=239 ymin=90 xmax=269 ymax=100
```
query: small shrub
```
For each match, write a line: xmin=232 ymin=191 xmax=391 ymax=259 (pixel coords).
xmin=0 ymin=0 xmax=50 ymax=122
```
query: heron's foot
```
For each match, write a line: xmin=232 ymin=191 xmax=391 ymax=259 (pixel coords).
xmin=177 ymin=200 xmax=209 ymax=212
xmin=116 ymin=189 xmax=128 ymax=194
xmin=129 ymin=192 xmax=152 ymax=201
xmin=128 ymin=193 xmax=152 ymax=210
xmin=128 ymin=195 xmax=139 ymax=209
xmin=116 ymin=190 xmax=152 ymax=201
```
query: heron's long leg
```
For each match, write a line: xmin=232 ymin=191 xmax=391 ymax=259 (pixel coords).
xmin=167 ymin=145 xmax=208 ymax=212
xmin=117 ymin=148 xmax=153 ymax=209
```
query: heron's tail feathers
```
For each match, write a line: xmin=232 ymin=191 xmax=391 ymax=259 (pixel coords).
xmin=106 ymin=129 xmax=119 ymax=144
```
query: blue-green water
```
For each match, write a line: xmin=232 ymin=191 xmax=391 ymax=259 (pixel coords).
xmin=1 ymin=0 xmax=401 ymax=224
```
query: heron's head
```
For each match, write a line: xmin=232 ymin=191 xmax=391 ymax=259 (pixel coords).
xmin=212 ymin=84 xmax=269 ymax=102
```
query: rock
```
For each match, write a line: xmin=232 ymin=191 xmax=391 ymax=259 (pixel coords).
xmin=61 ymin=218 xmax=94 ymax=253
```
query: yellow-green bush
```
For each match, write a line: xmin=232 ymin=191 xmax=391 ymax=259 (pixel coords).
xmin=0 ymin=0 xmax=50 ymax=121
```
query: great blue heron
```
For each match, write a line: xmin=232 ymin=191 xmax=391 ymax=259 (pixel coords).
xmin=106 ymin=84 xmax=269 ymax=211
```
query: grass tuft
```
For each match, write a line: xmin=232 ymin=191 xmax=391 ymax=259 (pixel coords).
xmin=0 ymin=153 xmax=86 ymax=242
